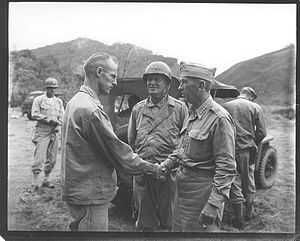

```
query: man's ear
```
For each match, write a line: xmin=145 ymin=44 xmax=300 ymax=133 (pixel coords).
xmin=96 ymin=67 xmax=103 ymax=77
xmin=198 ymin=80 xmax=205 ymax=89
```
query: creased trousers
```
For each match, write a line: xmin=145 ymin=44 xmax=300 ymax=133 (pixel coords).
xmin=67 ymin=203 xmax=109 ymax=231
xmin=32 ymin=132 xmax=58 ymax=175
xmin=230 ymin=149 xmax=255 ymax=204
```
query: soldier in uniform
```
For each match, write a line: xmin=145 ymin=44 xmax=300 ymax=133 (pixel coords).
xmin=224 ymin=87 xmax=266 ymax=222
xmin=128 ymin=61 xmax=188 ymax=231
xmin=160 ymin=62 xmax=237 ymax=231
xmin=31 ymin=77 xmax=64 ymax=191
xmin=61 ymin=53 xmax=164 ymax=231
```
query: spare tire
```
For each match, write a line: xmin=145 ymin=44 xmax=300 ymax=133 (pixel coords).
xmin=255 ymin=146 xmax=277 ymax=189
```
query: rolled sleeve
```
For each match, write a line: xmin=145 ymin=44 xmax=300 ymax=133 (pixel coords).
xmin=208 ymin=117 xmax=237 ymax=209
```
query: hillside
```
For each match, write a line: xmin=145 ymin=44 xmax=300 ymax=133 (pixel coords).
xmin=9 ymin=38 xmax=179 ymax=106
xmin=216 ymin=44 xmax=295 ymax=106
xmin=9 ymin=38 xmax=295 ymax=107
xmin=32 ymin=37 xmax=179 ymax=78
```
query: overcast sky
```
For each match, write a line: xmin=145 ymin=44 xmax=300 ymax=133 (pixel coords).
xmin=9 ymin=2 xmax=296 ymax=74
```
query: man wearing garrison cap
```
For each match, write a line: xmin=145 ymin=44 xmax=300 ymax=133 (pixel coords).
xmin=160 ymin=62 xmax=237 ymax=231
xmin=61 ymin=52 xmax=165 ymax=231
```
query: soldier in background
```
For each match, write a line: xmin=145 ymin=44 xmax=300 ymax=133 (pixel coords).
xmin=128 ymin=61 xmax=188 ymax=231
xmin=160 ymin=62 xmax=237 ymax=232
xmin=31 ymin=77 xmax=64 ymax=191
xmin=224 ymin=87 xmax=266 ymax=223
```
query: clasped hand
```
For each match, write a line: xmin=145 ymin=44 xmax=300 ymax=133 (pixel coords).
xmin=153 ymin=162 xmax=169 ymax=181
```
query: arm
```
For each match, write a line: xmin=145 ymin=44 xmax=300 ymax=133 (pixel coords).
xmin=254 ymin=106 xmax=267 ymax=144
xmin=88 ymin=109 xmax=161 ymax=176
xmin=202 ymin=117 xmax=237 ymax=217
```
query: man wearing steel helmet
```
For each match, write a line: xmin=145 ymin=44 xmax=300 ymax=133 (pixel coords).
xmin=160 ymin=62 xmax=237 ymax=231
xmin=61 ymin=53 xmax=165 ymax=231
xmin=224 ymin=87 xmax=266 ymax=223
xmin=31 ymin=77 xmax=64 ymax=191
xmin=128 ymin=61 xmax=188 ymax=231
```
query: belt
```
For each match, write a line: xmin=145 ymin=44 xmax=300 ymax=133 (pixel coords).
xmin=178 ymin=164 xmax=214 ymax=177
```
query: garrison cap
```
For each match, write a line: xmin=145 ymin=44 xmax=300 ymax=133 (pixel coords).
xmin=179 ymin=61 xmax=216 ymax=83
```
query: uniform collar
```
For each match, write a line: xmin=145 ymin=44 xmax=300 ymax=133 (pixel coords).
xmin=192 ymin=95 xmax=213 ymax=119
xmin=79 ymin=85 xmax=103 ymax=108
xmin=146 ymin=95 xmax=175 ymax=108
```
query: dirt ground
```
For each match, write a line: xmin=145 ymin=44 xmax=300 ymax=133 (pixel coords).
xmin=7 ymin=106 xmax=295 ymax=234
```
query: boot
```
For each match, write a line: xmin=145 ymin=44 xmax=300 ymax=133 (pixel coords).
xmin=31 ymin=172 xmax=40 ymax=192
xmin=245 ymin=201 xmax=253 ymax=221
xmin=232 ymin=203 xmax=245 ymax=230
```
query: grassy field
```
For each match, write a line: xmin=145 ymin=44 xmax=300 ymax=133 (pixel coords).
xmin=7 ymin=106 xmax=295 ymax=234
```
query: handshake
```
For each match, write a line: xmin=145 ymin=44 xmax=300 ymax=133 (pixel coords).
xmin=149 ymin=161 xmax=170 ymax=181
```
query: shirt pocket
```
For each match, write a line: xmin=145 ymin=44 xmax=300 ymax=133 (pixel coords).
xmin=187 ymin=129 xmax=212 ymax=160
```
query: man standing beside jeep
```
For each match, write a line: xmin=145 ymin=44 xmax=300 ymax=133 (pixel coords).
xmin=223 ymin=87 xmax=266 ymax=221
xmin=61 ymin=53 xmax=165 ymax=231
xmin=31 ymin=77 xmax=64 ymax=191
xmin=128 ymin=61 xmax=188 ymax=231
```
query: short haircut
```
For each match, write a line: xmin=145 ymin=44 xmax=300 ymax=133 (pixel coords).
xmin=83 ymin=52 xmax=118 ymax=78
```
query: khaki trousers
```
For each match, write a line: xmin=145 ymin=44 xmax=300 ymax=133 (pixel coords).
xmin=231 ymin=149 xmax=256 ymax=204
xmin=67 ymin=203 xmax=109 ymax=231
xmin=32 ymin=132 xmax=58 ymax=175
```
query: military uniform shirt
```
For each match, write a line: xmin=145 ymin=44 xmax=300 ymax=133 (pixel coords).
xmin=165 ymin=96 xmax=237 ymax=209
xmin=128 ymin=95 xmax=188 ymax=164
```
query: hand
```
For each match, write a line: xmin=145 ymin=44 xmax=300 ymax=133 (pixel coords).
xmin=158 ymin=163 xmax=168 ymax=181
xmin=199 ymin=203 xmax=218 ymax=228
xmin=149 ymin=163 xmax=166 ymax=180
xmin=47 ymin=118 xmax=59 ymax=126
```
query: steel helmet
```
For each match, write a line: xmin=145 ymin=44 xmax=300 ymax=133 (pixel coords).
xmin=44 ymin=77 xmax=58 ymax=88
xmin=142 ymin=61 xmax=172 ymax=83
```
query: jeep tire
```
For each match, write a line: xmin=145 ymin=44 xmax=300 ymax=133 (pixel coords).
xmin=255 ymin=146 xmax=277 ymax=189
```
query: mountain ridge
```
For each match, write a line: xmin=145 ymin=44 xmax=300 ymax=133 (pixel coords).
xmin=10 ymin=38 xmax=295 ymax=107
xmin=216 ymin=44 xmax=295 ymax=106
